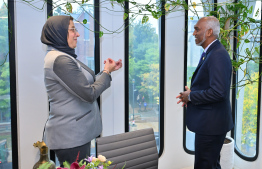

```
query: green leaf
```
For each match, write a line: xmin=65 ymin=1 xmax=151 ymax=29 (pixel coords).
xmin=249 ymin=6 xmax=253 ymax=14
xmin=65 ymin=2 xmax=72 ymax=13
xmin=117 ymin=0 xmax=125 ymax=3
xmin=182 ymin=3 xmax=188 ymax=10
xmin=145 ymin=4 xmax=152 ymax=12
xmin=220 ymin=6 xmax=226 ymax=14
xmin=122 ymin=162 xmax=126 ymax=169
xmin=99 ymin=31 xmax=104 ymax=38
xmin=243 ymin=12 xmax=247 ymax=18
xmin=37 ymin=162 xmax=52 ymax=169
xmin=123 ymin=13 xmax=128 ymax=20
xmin=255 ymin=8 xmax=259 ymax=17
xmin=236 ymin=41 xmax=241 ymax=49
xmin=236 ymin=89 xmax=240 ymax=99
xmin=255 ymin=46 xmax=260 ymax=54
xmin=130 ymin=1 xmax=136 ymax=5
xmin=83 ymin=19 xmax=87 ymax=24
xmin=245 ymin=48 xmax=251 ymax=57
xmin=244 ymin=39 xmax=250 ymax=43
xmin=151 ymin=11 xmax=157 ymax=19
xmin=142 ymin=15 xmax=149 ymax=24
xmin=63 ymin=161 xmax=71 ymax=168
xmin=165 ymin=3 xmax=170 ymax=11
xmin=247 ymin=17 xmax=256 ymax=23
xmin=78 ymin=160 xmax=85 ymax=167
xmin=110 ymin=0 xmax=114 ymax=7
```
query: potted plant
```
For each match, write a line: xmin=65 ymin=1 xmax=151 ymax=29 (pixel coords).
xmin=220 ymin=136 xmax=234 ymax=169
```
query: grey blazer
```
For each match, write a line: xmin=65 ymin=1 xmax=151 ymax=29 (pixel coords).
xmin=43 ymin=46 xmax=111 ymax=150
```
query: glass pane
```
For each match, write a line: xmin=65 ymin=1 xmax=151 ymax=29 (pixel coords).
xmin=52 ymin=0 xmax=95 ymax=166
xmin=186 ymin=0 xmax=213 ymax=151
xmin=128 ymin=0 xmax=161 ymax=152
xmin=0 ymin=0 xmax=12 ymax=168
xmin=53 ymin=0 xmax=95 ymax=70
xmin=235 ymin=0 xmax=261 ymax=157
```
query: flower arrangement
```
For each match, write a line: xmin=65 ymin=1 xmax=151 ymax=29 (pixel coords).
xmin=58 ymin=155 xmax=112 ymax=169
xmin=37 ymin=153 xmax=125 ymax=169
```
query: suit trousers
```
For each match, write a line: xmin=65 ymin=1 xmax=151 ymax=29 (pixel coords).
xmin=53 ymin=141 xmax=91 ymax=167
xmin=194 ymin=133 xmax=227 ymax=169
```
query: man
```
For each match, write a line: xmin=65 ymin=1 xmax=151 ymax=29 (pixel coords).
xmin=176 ymin=16 xmax=234 ymax=169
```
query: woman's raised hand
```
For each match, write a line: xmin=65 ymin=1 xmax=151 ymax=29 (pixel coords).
xmin=104 ymin=58 xmax=122 ymax=73
xmin=114 ymin=59 xmax=122 ymax=71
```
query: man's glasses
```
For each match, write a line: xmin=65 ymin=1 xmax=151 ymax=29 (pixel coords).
xmin=68 ymin=28 xmax=78 ymax=33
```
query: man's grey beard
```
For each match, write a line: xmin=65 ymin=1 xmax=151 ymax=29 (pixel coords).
xmin=196 ymin=32 xmax=206 ymax=46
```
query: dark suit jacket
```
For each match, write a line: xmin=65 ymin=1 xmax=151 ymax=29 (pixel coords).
xmin=186 ymin=40 xmax=234 ymax=135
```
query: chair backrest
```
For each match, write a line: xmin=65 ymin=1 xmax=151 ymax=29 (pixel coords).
xmin=96 ymin=128 xmax=158 ymax=169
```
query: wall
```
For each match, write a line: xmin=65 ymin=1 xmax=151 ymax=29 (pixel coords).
xmin=13 ymin=0 xmax=262 ymax=168
xmin=15 ymin=0 xmax=48 ymax=168
xmin=100 ymin=1 xmax=125 ymax=137
xmin=159 ymin=8 xmax=196 ymax=169
xmin=99 ymin=2 xmax=196 ymax=168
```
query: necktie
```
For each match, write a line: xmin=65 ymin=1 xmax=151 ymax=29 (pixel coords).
xmin=199 ymin=52 xmax=206 ymax=64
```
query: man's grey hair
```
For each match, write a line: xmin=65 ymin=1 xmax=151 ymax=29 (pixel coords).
xmin=201 ymin=16 xmax=220 ymax=38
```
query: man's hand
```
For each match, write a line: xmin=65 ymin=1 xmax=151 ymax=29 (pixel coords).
xmin=176 ymin=86 xmax=191 ymax=107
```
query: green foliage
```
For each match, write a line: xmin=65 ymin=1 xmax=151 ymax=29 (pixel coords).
xmin=59 ymin=156 xmax=115 ymax=169
xmin=21 ymin=0 xmax=259 ymax=87
xmin=165 ymin=3 xmax=170 ymax=11
xmin=213 ymin=1 xmax=261 ymax=87
xmin=128 ymin=20 xmax=159 ymax=104
xmin=187 ymin=66 xmax=196 ymax=87
xmin=63 ymin=161 xmax=71 ymax=168
xmin=140 ymin=64 xmax=159 ymax=97
xmin=83 ymin=19 xmax=87 ymax=24
xmin=99 ymin=31 xmax=104 ymax=38
xmin=142 ymin=15 xmax=149 ymax=24
xmin=123 ymin=13 xmax=128 ymax=20
xmin=65 ymin=2 xmax=72 ymax=13
xmin=37 ymin=162 xmax=52 ymax=169
xmin=241 ymin=72 xmax=258 ymax=148
xmin=0 ymin=3 xmax=9 ymax=65
xmin=0 ymin=58 xmax=10 ymax=122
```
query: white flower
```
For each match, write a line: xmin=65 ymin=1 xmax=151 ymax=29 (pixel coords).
xmin=98 ymin=155 xmax=107 ymax=162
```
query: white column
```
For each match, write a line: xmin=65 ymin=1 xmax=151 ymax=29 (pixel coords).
xmin=15 ymin=1 xmax=48 ymax=168
xmin=100 ymin=1 xmax=125 ymax=136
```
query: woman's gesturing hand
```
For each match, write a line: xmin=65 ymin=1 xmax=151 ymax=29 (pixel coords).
xmin=103 ymin=58 xmax=122 ymax=73
xmin=114 ymin=59 xmax=122 ymax=71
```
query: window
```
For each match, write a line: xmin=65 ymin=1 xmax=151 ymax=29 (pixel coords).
xmin=234 ymin=0 xmax=261 ymax=160
xmin=51 ymin=0 xmax=98 ymax=165
xmin=53 ymin=0 xmax=95 ymax=70
xmin=0 ymin=0 xmax=18 ymax=168
xmin=125 ymin=0 xmax=164 ymax=155
xmin=184 ymin=0 xmax=215 ymax=153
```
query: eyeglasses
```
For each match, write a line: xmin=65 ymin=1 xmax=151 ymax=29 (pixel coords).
xmin=68 ymin=28 xmax=78 ymax=33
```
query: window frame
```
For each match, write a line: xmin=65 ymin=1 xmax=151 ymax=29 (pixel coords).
xmin=183 ymin=0 xmax=218 ymax=154
xmin=231 ymin=0 xmax=261 ymax=161
xmin=8 ymin=0 xmax=19 ymax=168
xmin=183 ymin=0 xmax=261 ymax=160
xmin=124 ymin=1 xmax=165 ymax=157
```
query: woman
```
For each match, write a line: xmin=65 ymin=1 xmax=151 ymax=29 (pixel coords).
xmin=41 ymin=15 xmax=122 ymax=166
